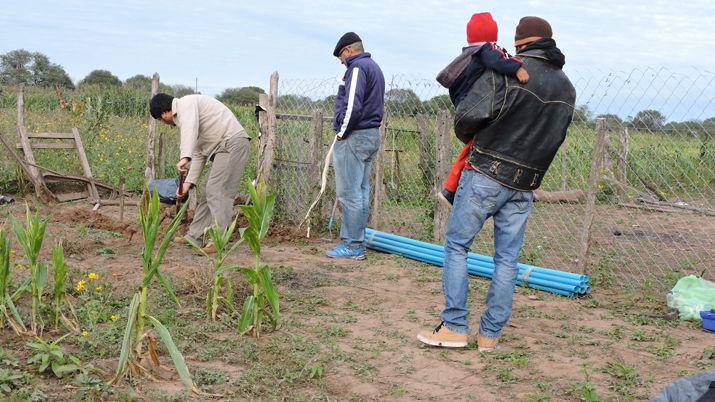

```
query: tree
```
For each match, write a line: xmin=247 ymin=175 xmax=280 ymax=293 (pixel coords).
xmin=631 ymin=109 xmax=666 ymax=131
xmin=422 ymin=94 xmax=453 ymax=114
xmin=172 ymin=85 xmax=195 ymax=97
xmin=385 ymin=88 xmax=421 ymax=115
xmin=123 ymin=74 xmax=152 ymax=91
xmin=0 ymin=49 xmax=74 ymax=88
xmin=277 ymin=94 xmax=312 ymax=110
xmin=572 ymin=105 xmax=592 ymax=125
xmin=78 ymin=69 xmax=121 ymax=88
xmin=217 ymin=86 xmax=266 ymax=105
xmin=124 ymin=75 xmax=171 ymax=93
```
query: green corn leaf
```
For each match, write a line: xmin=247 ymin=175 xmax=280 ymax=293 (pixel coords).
xmin=114 ymin=293 xmax=140 ymax=379
xmin=52 ymin=241 xmax=67 ymax=300
xmin=5 ymin=295 xmax=27 ymax=331
xmin=151 ymin=201 xmax=189 ymax=269
xmin=237 ymin=295 xmax=254 ymax=333
xmin=145 ymin=314 xmax=196 ymax=391
xmin=225 ymin=278 xmax=234 ymax=307
xmin=258 ymin=194 xmax=276 ymax=240
xmin=10 ymin=277 xmax=30 ymax=302
xmin=240 ymin=226 xmax=260 ymax=256
xmin=214 ymin=264 xmax=242 ymax=278
xmin=258 ymin=264 xmax=280 ymax=319
xmin=224 ymin=237 xmax=245 ymax=260
xmin=238 ymin=267 xmax=260 ymax=285
xmin=0 ymin=228 xmax=10 ymax=300
xmin=154 ymin=271 xmax=179 ymax=307
xmin=36 ymin=263 xmax=48 ymax=297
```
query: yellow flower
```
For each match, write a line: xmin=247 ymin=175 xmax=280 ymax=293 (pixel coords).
xmin=111 ymin=314 xmax=119 ymax=321
xmin=76 ymin=280 xmax=86 ymax=292
xmin=95 ymin=286 xmax=103 ymax=291
xmin=81 ymin=330 xmax=88 ymax=337
xmin=88 ymin=272 xmax=99 ymax=280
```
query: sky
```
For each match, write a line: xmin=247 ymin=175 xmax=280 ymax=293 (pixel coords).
xmin=2 ymin=0 xmax=715 ymax=120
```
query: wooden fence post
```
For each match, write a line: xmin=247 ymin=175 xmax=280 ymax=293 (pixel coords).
xmin=578 ymin=118 xmax=607 ymax=273
xmin=17 ymin=84 xmax=24 ymax=128
xmin=369 ymin=118 xmax=388 ymax=228
xmin=417 ymin=114 xmax=433 ymax=192
xmin=157 ymin=78 xmax=166 ymax=177
xmin=257 ymin=72 xmax=278 ymax=185
xmin=145 ymin=73 xmax=159 ymax=184
xmin=616 ymin=127 xmax=629 ymax=194
xmin=307 ymin=109 xmax=325 ymax=230
xmin=16 ymin=86 xmax=40 ymax=182
xmin=433 ymin=110 xmax=452 ymax=243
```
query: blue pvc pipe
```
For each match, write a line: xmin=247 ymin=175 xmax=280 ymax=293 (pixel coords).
xmin=364 ymin=228 xmax=589 ymax=297
xmin=366 ymin=236 xmax=586 ymax=287
xmin=366 ymin=239 xmax=581 ymax=294
xmin=366 ymin=228 xmax=587 ymax=282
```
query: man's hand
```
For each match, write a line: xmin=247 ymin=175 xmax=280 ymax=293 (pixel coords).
xmin=176 ymin=181 xmax=192 ymax=200
xmin=516 ymin=68 xmax=530 ymax=84
xmin=176 ymin=157 xmax=190 ymax=173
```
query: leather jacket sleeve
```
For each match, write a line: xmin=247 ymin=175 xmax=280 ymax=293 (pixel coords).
xmin=453 ymin=70 xmax=505 ymax=144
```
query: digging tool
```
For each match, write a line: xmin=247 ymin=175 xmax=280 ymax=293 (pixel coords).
xmin=176 ymin=171 xmax=186 ymax=221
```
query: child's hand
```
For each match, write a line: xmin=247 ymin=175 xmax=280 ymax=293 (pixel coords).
xmin=516 ymin=68 xmax=529 ymax=84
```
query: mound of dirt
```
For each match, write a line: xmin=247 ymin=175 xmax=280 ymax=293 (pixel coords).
xmin=54 ymin=208 xmax=139 ymax=240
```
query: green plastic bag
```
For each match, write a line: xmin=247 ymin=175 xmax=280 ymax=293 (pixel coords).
xmin=666 ymin=275 xmax=715 ymax=320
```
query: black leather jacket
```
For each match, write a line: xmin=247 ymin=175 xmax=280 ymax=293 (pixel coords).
xmin=454 ymin=44 xmax=576 ymax=191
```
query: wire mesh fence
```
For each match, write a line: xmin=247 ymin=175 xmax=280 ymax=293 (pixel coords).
xmin=273 ymin=68 xmax=715 ymax=290
xmin=0 ymin=67 xmax=713 ymax=291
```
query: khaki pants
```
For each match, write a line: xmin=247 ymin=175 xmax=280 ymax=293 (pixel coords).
xmin=187 ymin=135 xmax=250 ymax=244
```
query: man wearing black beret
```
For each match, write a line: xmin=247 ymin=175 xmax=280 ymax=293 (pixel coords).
xmin=326 ymin=32 xmax=385 ymax=260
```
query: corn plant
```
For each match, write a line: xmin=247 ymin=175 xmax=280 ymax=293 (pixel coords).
xmin=11 ymin=206 xmax=49 ymax=335
xmin=237 ymin=180 xmax=280 ymax=338
xmin=111 ymin=190 xmax=199 ymax=394
xmin=51 ymin=241 xmax=79 ymax=332
xmin=0 ymin=227 xmax=27 ymax=336
xmin=188 ymin=218 xmax=244 ymax=320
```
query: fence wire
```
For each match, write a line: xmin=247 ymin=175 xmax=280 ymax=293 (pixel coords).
xmin=275 ymin=68 xmax=715 ymax=290
xmin=0 ymin=68 xmax=712 ymax=291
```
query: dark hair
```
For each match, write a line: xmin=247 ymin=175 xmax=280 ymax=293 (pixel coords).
xmin=149 ymin=93 xmax=174 ymax=119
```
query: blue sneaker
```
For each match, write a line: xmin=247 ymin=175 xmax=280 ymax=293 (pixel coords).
xmin=325 ymin=243 xmax=366 ymax=260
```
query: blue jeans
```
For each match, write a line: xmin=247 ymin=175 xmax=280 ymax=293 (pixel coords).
xmin=333 ymin=128 xmax=381 ymax=248
xmin=441 ymin=169 xmax=534 ymax=338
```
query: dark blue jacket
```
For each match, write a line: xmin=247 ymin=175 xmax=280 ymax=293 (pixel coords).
xmin=450 ymin=43 xmax=523 ymax=107
xmin=333 ymin=53 xmax=385 ymax=139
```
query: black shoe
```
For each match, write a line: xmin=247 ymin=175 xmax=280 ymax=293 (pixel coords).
xmin=437 ymin=188 xmax=455 ymax=207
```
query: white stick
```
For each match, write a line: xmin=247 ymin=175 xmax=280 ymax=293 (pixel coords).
xmin=299 ymin=136 xmax=337 ymax=228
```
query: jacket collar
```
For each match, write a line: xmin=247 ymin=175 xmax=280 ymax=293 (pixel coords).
xmin=347 ymin=52 xmax=371 ymax=67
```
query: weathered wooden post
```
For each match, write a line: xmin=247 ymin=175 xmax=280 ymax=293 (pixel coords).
xmin=578 ymin=118 xmax=607 ymax=273
xmin=257 ymin=72 xmax=279 ymax=185
xmin=369 ymin=118 xmax=388 ymax=228
xmin=433 ymin=110 xmax=452 ymax=243
xmin=417 ymin=114 xmax=432 ymax=192
xmin=145 ymin=73 xmax=159 ymax=184
xmin=616 ymin=127 xmax=630 ymax=194
xmin=307 ymin=109 xmax=325 ymax=230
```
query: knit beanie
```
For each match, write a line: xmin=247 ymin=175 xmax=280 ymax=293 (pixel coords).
xmin=466 ymin=12 xmax=498 ymax=44
xmin=514 ymin=16 xmax=552 ymax=46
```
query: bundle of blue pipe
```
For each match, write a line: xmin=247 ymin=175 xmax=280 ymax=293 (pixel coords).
xmin=364 ymin=228 xmax=590 ymax=297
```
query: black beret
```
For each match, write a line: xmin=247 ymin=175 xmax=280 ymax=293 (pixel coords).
xmin=333 ymin=32 xmax=362 ymax=57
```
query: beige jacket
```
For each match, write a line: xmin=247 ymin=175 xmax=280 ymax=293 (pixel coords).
xmin=172 ymin=95 xmax=250 ymax=183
